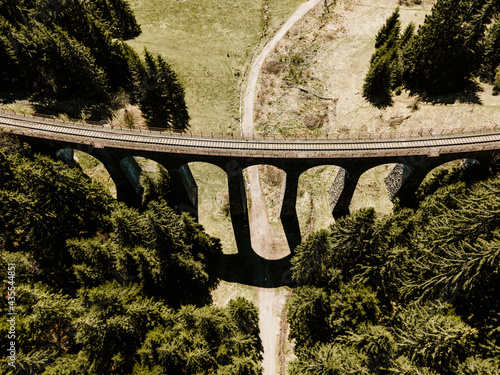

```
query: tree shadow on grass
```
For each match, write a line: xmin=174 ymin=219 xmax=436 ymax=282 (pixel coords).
xmin=33 ymin=98 xmax=115 ymax=121
xmin=419 ymin=82 xmax=483 ymax=105
xmin=216 ymin=252 xmax=295 ymax=288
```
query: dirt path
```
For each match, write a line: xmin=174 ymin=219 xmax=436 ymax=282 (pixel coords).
xmin=242 ymin=0 xmax=323 ymax=137
xmin=241 ymin=1 xmax=322 ymax=374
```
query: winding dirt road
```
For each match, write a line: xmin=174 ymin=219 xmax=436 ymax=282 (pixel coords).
xmin=240 ymin=1 xmax=323 ymax=374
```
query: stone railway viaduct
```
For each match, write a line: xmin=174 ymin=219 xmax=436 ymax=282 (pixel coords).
xmin=2 ymin=112 xmax=500 ymax=252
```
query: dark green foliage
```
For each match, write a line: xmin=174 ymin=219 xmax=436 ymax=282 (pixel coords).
xmin=0 ymin=136 xmax=251 ymax=373
xmin=0 ymin=0 xmax=189 ymax=128
xmin=375 ymin=8 xmax=401 ymax=49
xmin=8 ymin=283 xmax=81 ymax=352
xmin=108 ymin=201 xmax=222 ymax=306
xmin=363 ymin=9 xmax=403 ymax=107
xmin=87 ymin=0 xmax=141 ymax=39
xmin=140 ymin=167 xmax=174 ymax=206
xmin=494 ymin=65 xmax=500 ymax=95
xmin=75 ymin=282 xmax=164 ymax=374
xmin=139 ymin=50 xmax=190 ymax=129
xmin=288 ymin=165 xmax=500 ymax=373
xmin=456 ymin=357 xmax=500 ymax=375
xmin=403 ymin=0 xmax=494 ymax=96
xmin=289 ymin=343 xmax=370 ymax=375
xmin=287 ymin=284 xmax=379 ymax=350
xmin=291 ymin=208 xmax=377 ymax=288
xmin=41 ymin=354 xmax=91 ymax=375
xmin=392 ymin=302 xmax=477 ymax=373
xmin=136 ymin=303 xmax=262 ymax=375
xmin=481 ymin=18 xmax=500 ymax=82
xmin=0 ymin=150 xmax=111 ymax=289
xmin=364 ymin=0 xmax=498 ymax=106
xmin=363 ymin=51 xmax=394 ymax=108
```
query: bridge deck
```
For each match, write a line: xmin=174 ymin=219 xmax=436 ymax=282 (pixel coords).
xmin=1 ymin=112 xmax=500 ymax=159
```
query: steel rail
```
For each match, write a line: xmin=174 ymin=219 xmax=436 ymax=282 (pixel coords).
xmin=1 ymin=113 xmax=500 ymax=159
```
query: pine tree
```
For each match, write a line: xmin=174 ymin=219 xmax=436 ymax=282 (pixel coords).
xmin=139 ymin=50 xmax=190 ymax=130
xmin=403 ymin=0 xmax=494 ymax=96
xmin=482 ymin=18 xmax=500 ymax=83
xmin=375 ymin=8 xmax=401 ymax=49
xmin=363 ymin=51 xmax=394 ymax=108
xmin=363 ymin=9 xmax=402 ymax=107
xmin=88 ymin=0 xmax=141 ymax=40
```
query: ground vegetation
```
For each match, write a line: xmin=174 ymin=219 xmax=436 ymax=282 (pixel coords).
xmin=287 ymin=162 xmax=500 ymax=374
xmin=0 ymin=134 xmax=262 ymax=374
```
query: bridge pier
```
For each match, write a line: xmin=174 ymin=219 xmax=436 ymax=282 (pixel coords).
xmin=389 ymin=155 xmax=432 ymax=207
xmin=56 ymin=148 xmax=77 ymax=168
xmin=93 ymin=150 xmax=143 ymax=208
xmin=330 ymin=168 xmax=362 ymax=219
xmin=164 ymin=163 xmax=198 ymax=218
xmin=226 ymin=165 xmax=252 ymax=255
xmin=280 ymin=170 xmax=302 ymax=252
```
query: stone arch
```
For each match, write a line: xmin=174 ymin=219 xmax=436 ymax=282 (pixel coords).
xmin=389 ymin=156 xmax=486 ymax=206
xmin=188 ymin=162 xmax=237 ymax=255
xmin=132 ymin=157 xmax=177 ymax=208
xmin=56 ymin=147 xmax=118 ymax=199
xmin=296 ymin=165 xmax=339 ymax=239
xmin=416 ymin=158 xmax=483 ymax=195
xmin=244 ymin=164 xmax=291 ymax=257
xmin=350 ymin=163 xmax=401 ymax=216
xmin=329 ymin=165 xmax=369 ymax=219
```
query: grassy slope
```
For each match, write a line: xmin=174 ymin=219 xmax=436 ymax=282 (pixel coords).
xmin=255 ymin=0 xmax=500 ymax=218
xmin=128 ymin=0 xmax=304 ymax=134
xmin=125 ymin=1 xmax=307 ymax=311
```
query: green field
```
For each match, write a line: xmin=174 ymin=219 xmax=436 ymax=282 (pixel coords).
xmin=125 ymin=0 xmax=307 ymax=259
xmin=127 ymin=0 xmax=305 ymax=135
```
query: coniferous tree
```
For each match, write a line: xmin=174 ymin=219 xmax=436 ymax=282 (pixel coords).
xmin=88 ymin=0 xmax=141 ymax=40
xmin=363 ymin=51 xmax=394 ymax=108
xmin=0 ymin=0 xmax=189 ymax=125
xmin=375 ymin=8 xmax=401 ymax=49
xmin=139 ymin=50 xmax=190 ymax=130
xmin=403 ymin=0 xmax=494 ymax=96
xmin=363 ymin=9 xmax=402 ymax=107
xmin=481 ymin=16 xmax=500 ymax=82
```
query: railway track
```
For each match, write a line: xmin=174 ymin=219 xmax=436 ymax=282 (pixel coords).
xmin=1 ymin=112 xmax=500 ymax=158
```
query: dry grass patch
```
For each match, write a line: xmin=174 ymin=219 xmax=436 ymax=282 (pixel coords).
xmin=110 ymin=104 xmax=147 ymax=130
xmin=255 ymin=0 xmax=500 ymax=222
xmin=350 ymin=164 xmax=396 ymax=216
xmin=74 ymin=151 xmax=117 ymax=198
xmin=258 ymin=165 xmax=286 ymax=223
xmin=296 ymin=166 xmax=337 ymax=237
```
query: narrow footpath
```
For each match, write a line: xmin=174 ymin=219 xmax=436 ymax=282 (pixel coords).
xmin=240 ymin=1 xmax=322 ymax=374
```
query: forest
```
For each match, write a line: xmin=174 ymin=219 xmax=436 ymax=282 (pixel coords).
xmin=363 ymin=0 xmax=500 ymax=107
xmin=286 ymin=159 xmax=500 ymax=374
xmin=0 ymin=0 xmax=189 ymax=129
xmin=0 ymin=133 xmax=263 ymax=374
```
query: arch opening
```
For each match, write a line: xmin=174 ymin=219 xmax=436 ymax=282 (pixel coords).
xmin=296 ymin=165 xmax=339 ymax=239
xmin=245 ymin=164 xmax=291 ymax=259
xmin=189 ymin=162 xmax=237 ymax=256
xmin=350 ymin=163 xmax=400 ymax=216
xmin=416 ymin=158 xmax=483 ymax=199
xmin=134 ymin=157 xmax=178 ymax=208
xmin=70 ymin=149 xmax=117 ymax=199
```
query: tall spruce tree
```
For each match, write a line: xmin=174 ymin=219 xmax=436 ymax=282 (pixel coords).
xmin=139 ymin=50 xmax=190 ymax=130
xmin=363 ymin=9 xmax=402 ymax=108
xmin=403 ymin=0 xmax=495 ymax=96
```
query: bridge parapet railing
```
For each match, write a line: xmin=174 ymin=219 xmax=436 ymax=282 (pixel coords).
xmin=1 ymin=108 xmax=500 ymax=143
xmin=5 ymin=122 xmax=500 ymax=160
